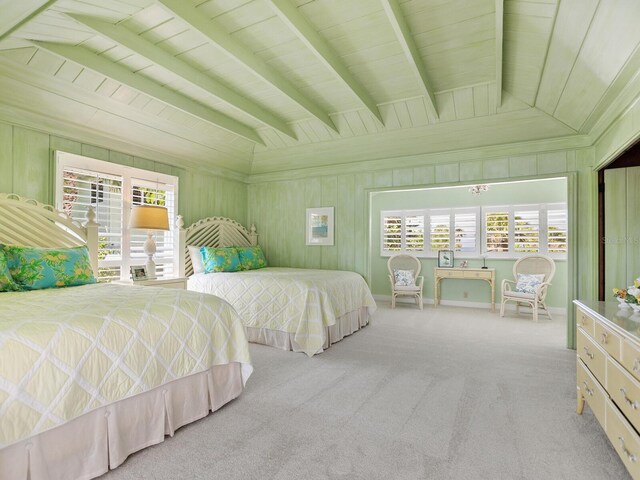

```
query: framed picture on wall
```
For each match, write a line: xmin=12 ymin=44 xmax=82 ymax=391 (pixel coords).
xmin=306 ymin=207 xmax=334 ymax=246
xmin=438 ymin=250 xmax=454 ymax=268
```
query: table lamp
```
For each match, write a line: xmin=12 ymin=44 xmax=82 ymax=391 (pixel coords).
xmin=129 ymin=205 xmax=169 ymax=279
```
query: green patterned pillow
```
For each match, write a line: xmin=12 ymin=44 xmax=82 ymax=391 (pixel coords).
xmin=1 ymin=244 xmax=97 ymax=290
xmin=200 ymin=246 xmax=242 ymax=273
xmin=236 ymin=246 xmax=267 ymax=271
xmin=0 ymin=250 xmax=20 ymax=292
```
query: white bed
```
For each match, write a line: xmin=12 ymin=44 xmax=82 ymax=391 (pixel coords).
xmin=0 ymin=194 xmax=253 ymax=480
xmin=178 ymin=216 xmax=376 ymax=357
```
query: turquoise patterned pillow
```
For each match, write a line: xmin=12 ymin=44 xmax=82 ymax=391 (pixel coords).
xmin=1 ymin=244 xmax=96 ymax=290
xmin=515 ymin=273 xmax=545 ymax=295
xmin=0 ymin=250 xmax=20 ymax=292
xmin=236 ymin=246 xmax=267 ymax=271
xmin=201 ymin=246 xmax=242 ymax=273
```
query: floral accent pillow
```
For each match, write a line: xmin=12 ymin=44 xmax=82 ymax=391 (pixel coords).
xmin=394 ymin=269 xmax=415 ymax=287
xmin=200 ymin=246 xmax=242 ymax=273
xmin=236 ymin=246 xmax=267 ymax=271
xmin=2 ymin=244 xmax=96 ymax=290
xmin=0 ymin=250 xmax=20 ymax=292
xmin=515 ymin=273 xmax=545 ymax=295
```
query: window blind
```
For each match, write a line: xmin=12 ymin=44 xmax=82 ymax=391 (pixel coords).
xmin=485 ymin=211 xmax=509 ymax=253
xmin=514 ymin=209 xmax=539 ymax=253
xmin=547 ymin=208 xmax=568 ymax=254
xmin=405 ymin=214 xmax=425 ymax=252
xmin=382 ymin=215 xmax=402 ymax=252
xmin=430 ymin=213 xmax=450 ymax=251
xmin=454 ymin=211 xmax=477 ymax=253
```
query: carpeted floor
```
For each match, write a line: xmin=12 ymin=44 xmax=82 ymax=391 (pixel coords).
xmin=101 ymin=305 xmax=629 ymax=480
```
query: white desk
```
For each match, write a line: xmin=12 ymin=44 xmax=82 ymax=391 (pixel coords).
xmin=433 ymin=267 xmax=496 ymax=311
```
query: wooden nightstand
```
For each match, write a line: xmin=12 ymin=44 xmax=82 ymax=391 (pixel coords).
xmin=112 ymin=276 xmax=187 ymax=290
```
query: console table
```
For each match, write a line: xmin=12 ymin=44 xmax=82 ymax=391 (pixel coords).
xmin=433 ymin=267 xmax=496 ymax=311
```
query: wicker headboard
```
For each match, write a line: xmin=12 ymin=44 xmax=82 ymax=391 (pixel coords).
xmin=0 ymin=193 xmax=99 ymax=275
xmin=177 ymin=215 xmax=258 ymax=277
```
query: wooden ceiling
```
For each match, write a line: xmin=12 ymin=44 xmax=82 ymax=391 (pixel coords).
xmin=0 ymin=0 xmax=638 ymax=175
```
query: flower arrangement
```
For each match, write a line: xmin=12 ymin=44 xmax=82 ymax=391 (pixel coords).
xmin=614 ymin=278 xmax=640 ymax=309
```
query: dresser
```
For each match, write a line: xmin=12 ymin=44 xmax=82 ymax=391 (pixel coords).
xmin=434 ymin=267 xmax=495 ymax=311
xmin=575 ymin=300 xmax=640 ymax=479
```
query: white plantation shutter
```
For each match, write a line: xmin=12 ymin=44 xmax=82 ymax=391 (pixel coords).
xmin=546 ymin=206 xmax=568 ymax=255
xmin=405 ymin=214 xmax=425 ymax=252
xmin=382 ymin=214 xmax=402 ymax=252
xmin=454 ymin=210 xmax=478 ymax=254
xmin=484 ymin=210 xmax=509 ymax=253
xmin=62 ymin=167 xmax=123 ymax=281
xmin=130 ymin=180 xmax=176 ymax=278
xmin=514 ymin=208 xmax=539 ymax=253
xmin=430 ymin=212 xmax=450 ymax=251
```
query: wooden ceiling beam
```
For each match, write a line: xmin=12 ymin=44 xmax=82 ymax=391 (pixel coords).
xmin=496 ymin=0 xmax=504 ymax=108
xmin=0 ymin=0 xmax=58 ymax=42
xmin=380 ymin=0 xmax=438 ymax=119
xmin=157 ymin=0 xmax=338 ymax=134
xmin=264 ymin=0 xmax=384 ymax=126
xmin=68 ymin=14 xmax=296 ymax=140
xmin=33 ymin=41 xmax=265 ymax=145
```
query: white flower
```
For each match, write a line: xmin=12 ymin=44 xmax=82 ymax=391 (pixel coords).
xmin=628 ymin=287 xmax=640 ymax=297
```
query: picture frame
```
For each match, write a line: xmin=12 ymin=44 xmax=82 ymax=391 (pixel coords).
xmin=306 ymin=207 xmax=334 ymax=246
xmin=438 ymin=250 xmax=454 ymax=268
xmin=130 ymin=265 xmax=148 ymax=281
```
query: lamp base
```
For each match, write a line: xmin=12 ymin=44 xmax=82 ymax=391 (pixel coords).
xmin=481 ymin=266 xmax=488 ymax=269
xmin=144 ymin=231 xmax=157 ymax=279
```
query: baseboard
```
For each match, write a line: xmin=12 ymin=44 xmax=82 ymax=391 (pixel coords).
xmin=373 ymin=294 xmax=567 ymax=315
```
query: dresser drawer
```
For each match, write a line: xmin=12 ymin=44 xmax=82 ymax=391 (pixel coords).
xmin=606 ymin=401 xmax=640 ymax=480
xmin=577 ymin=358 xmax=606 ymax=425
xmin=576 ymin=308 xmax=595 ymax=337
xmin=621 ymin=339 xmax=640 ymax=384
xmin=577 ymin=328 xmax=607 ymax=384
xmin=594 ymin=320 xmax=622 ymax=359
xmin=462 ymin=270 xmax=492 ymax=279
xmin=608 ymin=358 xmax=640 ymax=432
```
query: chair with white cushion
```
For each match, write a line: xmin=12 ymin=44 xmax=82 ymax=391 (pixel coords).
xmin=387 ymin=254 xmax=424 ymax=310
xmin=500 ymin=254 xmax=556 ymax=322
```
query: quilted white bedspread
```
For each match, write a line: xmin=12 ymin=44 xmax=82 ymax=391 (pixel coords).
xmin=0 ymin=283 xmax=252 ymax=448
xmin=188 ymin=267 xmax=376 ymax=356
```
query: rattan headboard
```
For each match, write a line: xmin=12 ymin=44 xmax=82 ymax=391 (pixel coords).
xmin=177 ymin=215 xmax=258 ymax=277
xmin=0 ymin=193 xmax=99 ymax=275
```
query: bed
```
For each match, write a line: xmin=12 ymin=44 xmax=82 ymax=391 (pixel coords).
xmin=178 ymin=216 xmax=376 ymax=357
xmin=0 ymin=194 xmax=253 ymax=480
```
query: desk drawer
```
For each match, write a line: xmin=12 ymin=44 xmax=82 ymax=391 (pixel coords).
xmin=576 ymin=308 xmax=595 ymax=337
xmin=577 ymin=328 xmax=606 ymax=384
xmin=608 ymin=358 xmax=640 ymax=432
xmin=463 ymin=270 xmax=492 ymax=279
xmin=622 ymin=339 xmax=640 ymax=383
xmin=594 ymin=320 xmax=622 ymax=359
xmin=606 ymin=401 xmax=640 ymax=480
xmin=438 ymin=270 xmax=464 ymax=278
xmin=577 ymin=358 xmax=606 ymax=425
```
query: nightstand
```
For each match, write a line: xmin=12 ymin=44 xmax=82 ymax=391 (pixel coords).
xmin=112 ymin=276 xmax=187 ymax=290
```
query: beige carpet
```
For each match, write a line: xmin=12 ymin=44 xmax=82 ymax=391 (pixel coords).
xmin=101 ymin=305 xmax=629 ymax=480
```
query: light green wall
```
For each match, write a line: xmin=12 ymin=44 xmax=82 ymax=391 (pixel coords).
xmin=0 ymin=120 xmax=247 ymax=227
xmin=370 ymin=178 xmax=568 ymax=307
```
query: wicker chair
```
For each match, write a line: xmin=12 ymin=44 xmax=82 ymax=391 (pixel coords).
xmin=387 ymin=254 xmax=424 ymax=310
xmin=500 ymin=254 xmax=556 ymax=322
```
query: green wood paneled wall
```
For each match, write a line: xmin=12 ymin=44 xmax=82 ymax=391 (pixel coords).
xmin=0 ymin=121 xmax=247 ymax=227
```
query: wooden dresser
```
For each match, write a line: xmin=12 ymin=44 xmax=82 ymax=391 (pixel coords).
xmin=575 ymin=300 xmax=640 ymax=479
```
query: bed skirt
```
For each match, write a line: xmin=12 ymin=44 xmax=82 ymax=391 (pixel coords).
xmin=0 ymin=362 xmax=244 ymax=480
xmin=245 ymin=306 xmax=370 ymax=355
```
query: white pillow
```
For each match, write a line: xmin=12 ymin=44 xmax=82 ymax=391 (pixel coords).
xmin=394 ymin=269 xmax=415 ymax=287
xmin=515 ymin=273 xmax=545 ymax=294
xmin=188 ymin=245 xmax=205 ymax=274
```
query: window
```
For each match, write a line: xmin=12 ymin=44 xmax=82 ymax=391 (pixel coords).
xmin=380 ymin=211 xmax=425 ymax=255
xmin=56 ymin=152 xmax=179 ymax=281
xmin=381 ymin=203 xmax=567 ymax=259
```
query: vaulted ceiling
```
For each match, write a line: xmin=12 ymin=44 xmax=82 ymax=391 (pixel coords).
xmin=0 ymin=0 xmax=638 ymax=176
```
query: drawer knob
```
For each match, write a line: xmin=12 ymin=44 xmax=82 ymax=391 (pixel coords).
xmin=619 ymin=436 xmax=638 ymax=463
xmin=582 ymin=381 xmax=593 ymax=397
xmin=581 ymin=315 xmax=587 ymax=326
xmin=633 ymin=359 xmax=640 ymax=373
xmin=601 ymin=331 xmax=608 ymax=344
xmin=620 ymin=388 xmax=640 ymax=410
xmin=583 ymin=346 xmax=595 ymax=360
